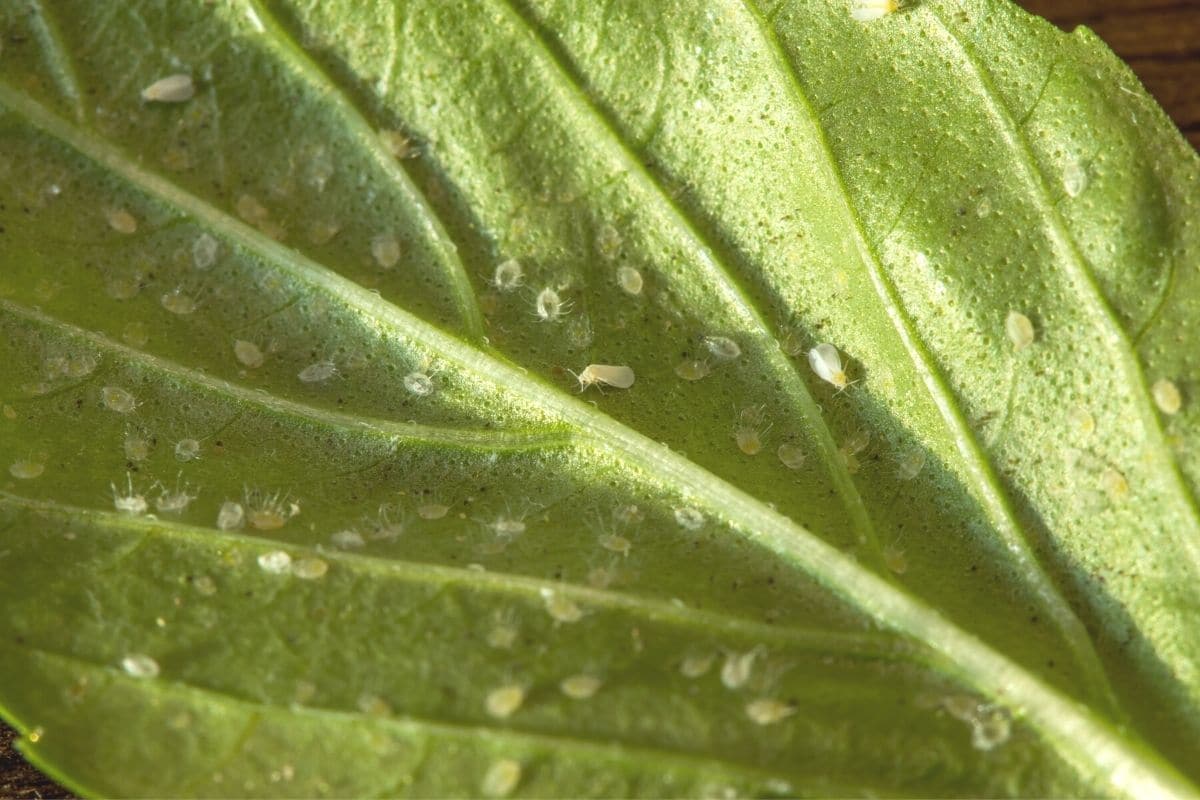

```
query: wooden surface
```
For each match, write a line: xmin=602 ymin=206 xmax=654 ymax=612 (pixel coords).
xmin=1 ymin=1 xmax=1197 ymax=798
xmin=1025 ymin=0 xmax=1200 ymax=146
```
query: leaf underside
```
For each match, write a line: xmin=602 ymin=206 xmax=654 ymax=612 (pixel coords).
xmin=0 ymin=0 xmax=1198 ymax=797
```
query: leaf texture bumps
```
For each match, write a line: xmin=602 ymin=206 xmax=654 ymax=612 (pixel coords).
xmin=0 ymin=0 xmax=1198 ymax=796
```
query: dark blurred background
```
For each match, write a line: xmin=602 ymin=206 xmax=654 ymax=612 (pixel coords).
xmin=2 ymin=0 xmax=1197 ymax=797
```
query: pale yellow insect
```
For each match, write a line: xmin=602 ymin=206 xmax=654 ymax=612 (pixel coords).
xmin=674 ymin=359 xmax=710 ymax=382
xmin=9 ymin=460 xmax=45 ymax=480
xmin=111 ymin=474 xmax=148 ymax=515
xmin=704 ymin=335 xmax=741 ymax=361
xmin=141 ymin=74 xmax=195 ymax=103
xmin=192 ymin=233 xmax=219 ymax=269
xmin=106 ymin=208 xmax=138 ymax=234
xmin=1152 ymin=378 xmax=1183 ymax=415
xmin=560 ymin=674 xmax=603 ymax=700
xmin=480 ymin=759 xmax=522 ymax=798
xmin=371 ymin=233 xmax=401 ymax=268
xmin=1005 ymin=310 xmax=1035 ymax=351
xmin=570 ymin=364 xmax=635 ymax=391
xmin=231 ymin=339 xmax=263 ymax=369
xmin=745 ymin=698 xmax=796 ymax=726
xmin=292 ymin=557 xmax=329 ymax=580
xmin=776 ymin=442 xmax=806 ymax=470
xmin=485 ymin=684 xmax=526 ymax=719
xmin=121 ymin=654 xmax=160 ymax=679
xmin=217 ymin=500 xmax=245 ymax=531
xmin=616 ymin=266 xmax=643 ymax=295
xmin=102 ymin=386 xmax=137 ymax=414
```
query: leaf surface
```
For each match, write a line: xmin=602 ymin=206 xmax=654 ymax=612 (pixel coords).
xmin=0 ymin=0 xmax=1198 ymax=796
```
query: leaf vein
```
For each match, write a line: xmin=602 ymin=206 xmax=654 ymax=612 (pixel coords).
xmin=739 ymin=0 xmax=1117 ymax=715
xmin=494 ymin=0 xmax=884 ymax=564
xmin=927 ymin=0 xmax=1200 ymax=590
xmin=11 ymin=644 xmax=813 ymax=791
xmin=243 ymin=0 xmax=486 ymax=339
xmin=25 ymin=0 xmax=84 ymax=121
xmin=0 ymin=298 xmax=569 ymax=454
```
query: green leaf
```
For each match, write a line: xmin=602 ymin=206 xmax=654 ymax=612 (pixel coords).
xmin=1 ymin=0 xmax=1198 ymax=795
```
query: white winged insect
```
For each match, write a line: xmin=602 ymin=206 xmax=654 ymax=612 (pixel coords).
xmin=808 ymin=343 xmax=854 ymax=391
xmin=570 ymin=364 xmax=635 ymax=392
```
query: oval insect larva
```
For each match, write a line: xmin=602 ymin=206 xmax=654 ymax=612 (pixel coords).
xmin=233 ymin=340 xmax=264 ymax=368
xmin=298 ymin=360 xmax=337 ymax=384
xmin=777 ymin=443 xmax=806 ymax=470
xmin=485 ymin=684 xmax=526 ymax=719
xmin=106 ymin=208 xmax=138 ymax=234
xmin=102 ymin=386 xmax=137 ymax=414
xmin=616 ymin=266 xmax=643 ymax=295
xmin=1005 ymin=311 xmax=1035 ymax=351
xmin=141 ymin=74 xmax=195 ymax=103
xmin=480 ymin=759 xmax=522 ymax=798
xmin=560 ymin=674 xmax=603 ymax=700
xmin=704 ymin=335 xmax=741 ymax=361
xmin=745 ymin=698 xmax=796 ymax=726
xmin=1152 ymin=378 xmax=1183 ymax=415
xmin=217 ymin=501 xmax=245 ymax=531
xmin=492 ymin=259 xmax=524 ymax=291
xmin=371 ymin=232 xmax=401 ymax=268
xmin=257 ymin=550 xmax=292 ymax=574
xmin=535 ymin=287 xmax=567 ymax=322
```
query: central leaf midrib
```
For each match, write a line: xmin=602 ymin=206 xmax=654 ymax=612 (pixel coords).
xmin=0 ymin=81 xmax=1191 ymax=797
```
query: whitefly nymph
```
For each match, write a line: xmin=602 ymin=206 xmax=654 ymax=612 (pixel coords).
xmin=535 ymin=287 xmax=568 ymax=322
xmin=492 ymin=259 xmax=524 ymax=291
